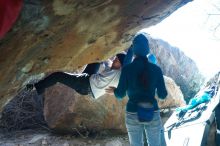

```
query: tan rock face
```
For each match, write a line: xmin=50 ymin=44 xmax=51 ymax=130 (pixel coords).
xmin=44 ymin=76 xmax=184 ymax=133
xmin=44 ymin=83 xmax=127 ymax=133
xmin=157 ymin=76 xmax=186 ymax=109
xmin=0 ymin=0 xmax=191 ymax=111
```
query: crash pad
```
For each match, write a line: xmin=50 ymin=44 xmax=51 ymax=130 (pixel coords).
xmin=0 ymin=0 xmax=23 ymax=39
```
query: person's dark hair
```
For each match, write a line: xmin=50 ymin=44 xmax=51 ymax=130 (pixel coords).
xmin=116 ymin=53 xmax=126 ymax=65
xmin=139 ymin=57 xmax=151 ymax=89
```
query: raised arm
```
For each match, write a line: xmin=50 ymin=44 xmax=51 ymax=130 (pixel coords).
xmin=123 ymin=46 xmax=133 ymax=67
xmin=114 ymin=67 xmax=128 ymax=99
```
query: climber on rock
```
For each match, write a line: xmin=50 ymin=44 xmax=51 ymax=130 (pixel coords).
xmin=26 ymin=32 xmax=155 ymax=99
xmin=26 ymin=47 xmax=133 ymax=99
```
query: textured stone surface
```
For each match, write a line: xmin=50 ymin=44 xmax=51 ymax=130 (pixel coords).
xmin=0 ymin=0 xmax=191 ymax=111
xmin=44 ymin=83 xmax=127 ymax=133
xmin=43 ymin=76 xmax=184 ymax=133
xmin=157 ymin=76 xmax=186 ymax=109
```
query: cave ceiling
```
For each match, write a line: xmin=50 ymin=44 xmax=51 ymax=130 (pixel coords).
xmin=0 ymin=0 xmax=192 ymax=109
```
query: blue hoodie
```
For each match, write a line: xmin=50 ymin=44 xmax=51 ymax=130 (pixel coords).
xmin=114 ymin=57 xmax=167 ymax=112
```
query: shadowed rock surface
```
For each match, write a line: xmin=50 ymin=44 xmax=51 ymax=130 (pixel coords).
xmin=44 ymin=83 xmax=127 ymax=134
xmin=157 ymin=76 xmax=186 ymax=109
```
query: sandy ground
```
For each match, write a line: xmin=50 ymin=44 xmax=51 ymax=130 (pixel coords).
xmin=0 ymin=124 xmax=216 ymax=146
xmin=0 ymin=128 xmax=130 ymax=146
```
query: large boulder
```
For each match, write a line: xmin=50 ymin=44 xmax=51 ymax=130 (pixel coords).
xmin=43 ymin=76 xmax=185 ymax=133
xmin=44 ymin=83 xmax=127 ymax=134
xmin=157 ymin=76 xmax=186 ymax=109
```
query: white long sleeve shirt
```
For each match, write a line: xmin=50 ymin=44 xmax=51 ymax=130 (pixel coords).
xmin=89 ymin=68 xmax=121 ymax=99
xmin=89 ymin=47 xmax=133 ymax=99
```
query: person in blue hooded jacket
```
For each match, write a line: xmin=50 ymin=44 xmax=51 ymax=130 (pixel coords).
xmin=106 ymin=32 xmax=167 ymax=146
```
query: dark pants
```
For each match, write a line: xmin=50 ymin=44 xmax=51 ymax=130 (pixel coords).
xmin=216 ymin=103 xmax=220 ymax=146
xmin=34 ymin=63 xmax=100 ymax=95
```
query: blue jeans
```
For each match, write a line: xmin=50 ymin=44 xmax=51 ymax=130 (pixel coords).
xmin=125 ymin=111 xmax=166 ymax=146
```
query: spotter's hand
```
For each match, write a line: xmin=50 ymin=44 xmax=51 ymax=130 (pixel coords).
xmin=105 ymin=86 xmax=116 ymax=95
